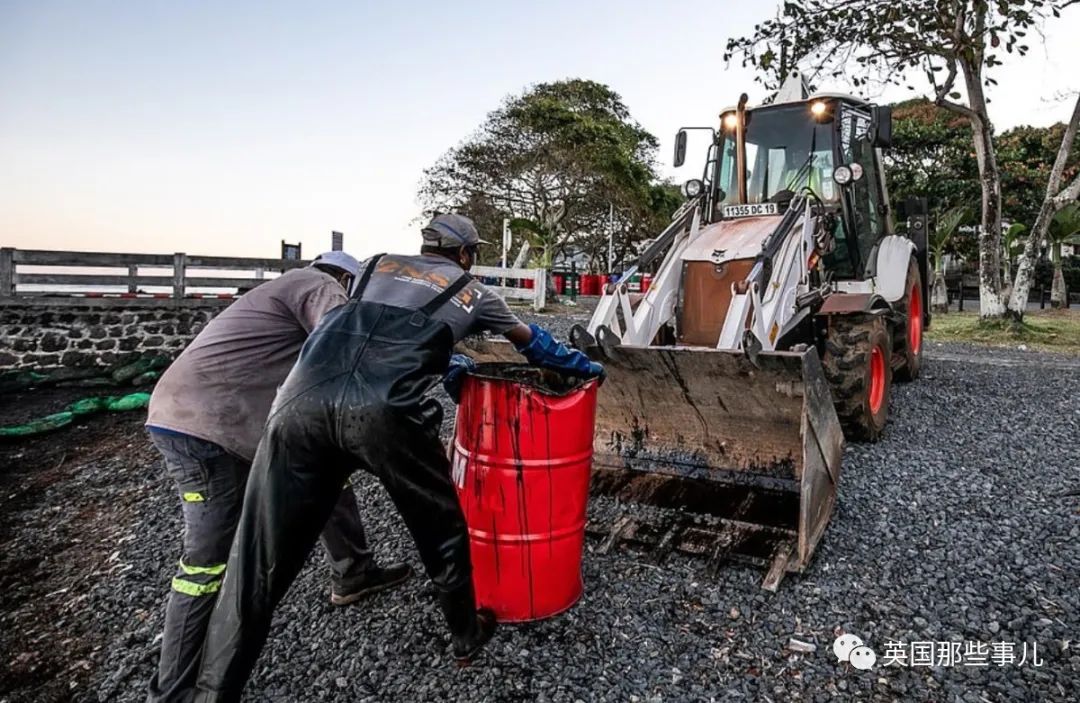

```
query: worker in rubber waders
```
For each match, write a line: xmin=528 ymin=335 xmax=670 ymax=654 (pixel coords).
xmin=190 ymin=214 xmax=604 ymax=701
xmin=145 ymin=251 xmax=412 ymax=703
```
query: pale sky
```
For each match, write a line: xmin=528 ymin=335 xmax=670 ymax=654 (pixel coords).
xmin=2 ymin=1 xmax=1079 ymax=260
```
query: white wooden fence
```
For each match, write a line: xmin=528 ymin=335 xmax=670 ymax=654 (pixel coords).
xmin=0 ymin=248 xmax=549 ymax=311
xmin=470 ymin=265 xmax=547 ymax=311
xmin=0 ymin=247 xmax=305 ymax=307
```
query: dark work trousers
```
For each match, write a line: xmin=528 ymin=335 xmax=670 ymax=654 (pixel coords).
xmin=147 ymin=431 xmax=374 ymax=703
xmin=194 ymin=255 xmax=475 ymax=701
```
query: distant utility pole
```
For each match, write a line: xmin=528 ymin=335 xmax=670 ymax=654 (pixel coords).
xmin=502 ymin=218 xmax=511 ymax=269
xmin=331 ymin=231 xmax=344 ymax=251
xmin=607 ymin=203 xmax=614 ymax=272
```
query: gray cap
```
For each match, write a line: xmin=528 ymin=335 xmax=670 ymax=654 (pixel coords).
xmin=310 ymin=251 xmax=360 ymax=278
xmin=421 ymin=213 xmax=489 ymax=248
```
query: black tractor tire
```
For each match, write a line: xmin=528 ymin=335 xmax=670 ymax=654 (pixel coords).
xmin=893 ymin=258 xmax=924 ymax=382
xmin=822 ymin=314 xmax=893 ymax=442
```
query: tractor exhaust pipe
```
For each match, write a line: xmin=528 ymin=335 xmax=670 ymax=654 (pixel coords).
xmin=735 ymin=93 xmax=749 ymax=205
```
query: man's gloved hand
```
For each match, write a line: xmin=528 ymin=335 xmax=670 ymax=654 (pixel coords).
xmin=514 ymin=324 xmax=605 ymax=382
xmin=443 ymin=354 xmax=476 ymax=403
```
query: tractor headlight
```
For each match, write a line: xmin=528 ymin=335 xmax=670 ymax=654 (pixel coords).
xmin=849 ymin=163 xmax=865 ymax=182
xmin=682 ymin=179 xmax=704 ymax=198
xmin=810 ymin=101 xmax=828 ymax=117
xmin=722 ymin=113 xmax=739 ymax=131
xmin=832 ymin=165 xmax=853 ymax=186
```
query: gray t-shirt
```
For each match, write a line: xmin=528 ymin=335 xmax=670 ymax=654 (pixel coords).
xmin=358 ymin=254 xmax=521 ymax=341
xmin=147 ymin=267 xmax=348 ymax=460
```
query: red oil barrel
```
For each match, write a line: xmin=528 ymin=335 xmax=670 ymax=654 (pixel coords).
xmin=452 ymin=366 xmax=598 ymax=622
xmin=552 ymin=274 xmax=566 ymax=294
xmin=523 ymin=278 xmax=535 ymax=289
xmin=640 ymin=273 xmax=653 ymax=293
xmin=585 ymin=274 xmax=603 ymax=295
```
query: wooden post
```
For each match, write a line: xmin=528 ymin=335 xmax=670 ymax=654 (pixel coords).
xmin=0 ymin=247 xmax=14 ymax=298
xmin=533 ymin=268 xmax=546 ymax=312
xmin=173 ymin=252 xmax=187 ymax=299
xmin=127 ymin=264 xmax=138 ymax=293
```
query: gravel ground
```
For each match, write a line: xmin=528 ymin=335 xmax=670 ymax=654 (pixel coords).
xmin=2 ymin=303 xmax=1078 ymax=702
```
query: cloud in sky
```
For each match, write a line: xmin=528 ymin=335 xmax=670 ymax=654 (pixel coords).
xmin=2 ymin=0 xmax=1078 ymax=259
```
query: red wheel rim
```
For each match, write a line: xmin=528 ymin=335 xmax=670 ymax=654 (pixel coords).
xmin=869 ymin=345 xmax=886 ymax=414
xmin=908 ymin=282 xmax=923 ymax=355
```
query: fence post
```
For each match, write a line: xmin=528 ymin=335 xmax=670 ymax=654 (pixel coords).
xmin=173 ymin=252 xmax=187 ymax=299
xmin=533 ymin=268 xmax=546 ymax=312
xmin=957 ymin=282 xmax=964 ymax=312
xmin=0 ymin=247 xmax=13 ymax=298
xmin=127 ymin=264 xmax=138 ymax=293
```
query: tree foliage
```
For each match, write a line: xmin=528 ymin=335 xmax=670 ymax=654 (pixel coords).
xmin=930 ymin=205 xmax=970 ymax=272
xmin=1049 ymin=201 xmax=1080 ymax=247
xmin=418 ymin=79 xmax=681 ymax=271
xmin=886 ymin=98 xmax=980 ymax=259
xmin=996 ymin=122 xmax=1080 ymax=225
xmin=723 ymin=0 xmax=1066 ymax=95
xmin=1008 ymin=94 xmax=1080 ymax=316
xmin=886 ymin=98 xmax=1080 ymax=264
xmin=886 ymin=99 xmax=979 ymax=211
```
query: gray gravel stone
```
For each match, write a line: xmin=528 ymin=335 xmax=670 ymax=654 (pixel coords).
xmin=6 ymin=307 xmax=1078 ymax=703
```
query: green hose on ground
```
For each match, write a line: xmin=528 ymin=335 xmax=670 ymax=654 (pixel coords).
xmin=0 ymin=392 xmax=151 ymax=438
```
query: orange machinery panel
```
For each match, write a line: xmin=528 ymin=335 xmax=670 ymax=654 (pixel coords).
xmin=678 ymin=258 xmax=755 ymax=347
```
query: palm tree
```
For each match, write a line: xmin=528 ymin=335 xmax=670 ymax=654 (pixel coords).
xmin=929 ymin=206 xmax=968 ymax=313
xmin=1002 ymin=222 xmax=1027 ymax=285
xmin=1047 ymin=203 xmax=1080 ymax=309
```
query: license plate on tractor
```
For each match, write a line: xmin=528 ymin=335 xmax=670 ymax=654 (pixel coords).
xmin=723 ymin=203 xmax=778 ymax=218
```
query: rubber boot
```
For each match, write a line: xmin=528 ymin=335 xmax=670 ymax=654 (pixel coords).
xmin=437 ymin=581 xmax=497 ymax=665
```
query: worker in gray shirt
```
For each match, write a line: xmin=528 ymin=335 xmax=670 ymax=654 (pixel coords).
xmin=192 ymin=215 xmax=603 ymax=701
xmin=145 ymin=252 xmax=410 ymax=703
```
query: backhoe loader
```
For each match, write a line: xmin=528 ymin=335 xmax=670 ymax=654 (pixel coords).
xmin=463 ymin=73 xmax=929 ymax=588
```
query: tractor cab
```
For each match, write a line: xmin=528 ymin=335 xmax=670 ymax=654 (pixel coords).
xmin=676 ymin=86 xmax=894 ymax=282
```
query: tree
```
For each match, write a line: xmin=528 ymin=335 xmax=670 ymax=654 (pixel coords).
xmin=886 ymin=98 xmax=981 ymax=262
xmin=929 ymin=205 xmax=970 ymax=312
xmin=725 ymin=0 xmax=1075 ymax=318
xmin=418 ymin=79 xmax=680 ymax=272
xmin=1002 ymin=222 xmax=1028 ymax=285
xmin=1008 ymin=94 xmax=1080 ymax=317
xmin=886 ymin=99 xmax=980 ymax=214
xmin=1046 ymin=203 xmax=1080 ymax=307
xmin=997 ymin=121 xmax=1080 ymax=226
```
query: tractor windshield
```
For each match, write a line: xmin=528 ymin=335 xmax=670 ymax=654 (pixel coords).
xmin=717 ymin=103 xmax=838 ymax=206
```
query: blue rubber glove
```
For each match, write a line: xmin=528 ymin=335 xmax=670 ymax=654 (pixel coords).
xmin=514 ymin=324 xmax=604 ymax=381
xmin=443 ymin=353 xmax=476 ymax=403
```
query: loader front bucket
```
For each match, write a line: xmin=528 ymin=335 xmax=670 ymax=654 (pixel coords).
xmin=455 ymin=338 xmax=844 ymax=590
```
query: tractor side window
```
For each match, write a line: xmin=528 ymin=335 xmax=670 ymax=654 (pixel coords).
xmin=718 ymin=139 xmax=737 ymax=204
xmin=840 ymin=108 xmax=884 ymax=268
xmin=824 ymin=217 xmax=856 ymax=279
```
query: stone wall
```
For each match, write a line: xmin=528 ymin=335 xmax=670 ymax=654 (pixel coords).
xmin=0 ymin=303 xmax=224 ymax=374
